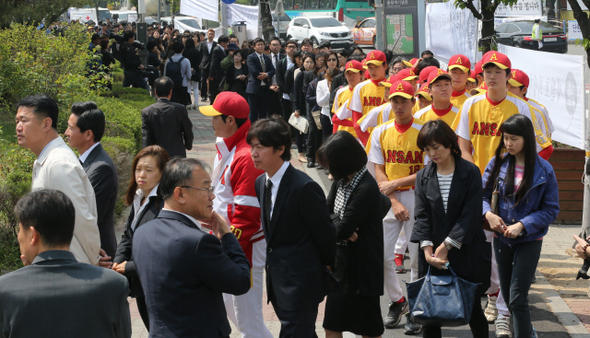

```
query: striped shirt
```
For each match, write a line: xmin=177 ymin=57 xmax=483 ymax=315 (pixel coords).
xmin=437 ymin=172 xmax=453 ymax=212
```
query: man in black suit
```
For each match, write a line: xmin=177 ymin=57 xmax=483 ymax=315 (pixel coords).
xmin=246 ymin=38 xmax=276 ymax=122
xmin=0 ymin=189 xmax=131 ymax=338
xmin=65 ymin=101 xmax=118 ymax=259
xmin=268 ymin=37 xmax=285 ymax=117
xmin=199 ymin=29 xmax=217 ymax=101
xmin=142 ymin=77 xmax=194 ymax=158
xmin=208 ymin=35 xmax=229 ymax=104
xmin=276 ymin=40 xmax=298 ymax=121
xmin=247 ymin=117 xmax=336 ymax=337
xmin=133 ymin=158 xmax=251 ymax=337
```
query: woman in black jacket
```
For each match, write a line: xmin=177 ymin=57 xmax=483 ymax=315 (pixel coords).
xmin=317 ymin=131 xmax=391 ymax=338
xmin=225 ymin=49 xmax=248 ymax=99
xmin=183 ymin=37 xmax=202 ymax=107
xmin=112 ymin=145 xmax=170 ymax=331
xmin=292 ymin=52 xmax=315 ymax=163
xmin=411 ymin=120 xmax=491 ymax=338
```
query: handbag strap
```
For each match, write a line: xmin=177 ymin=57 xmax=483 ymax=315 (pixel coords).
xmin=426 ymin=263 xmax=457 ymax=278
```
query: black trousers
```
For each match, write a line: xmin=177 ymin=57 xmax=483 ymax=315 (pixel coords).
xmin=281 ymin=98 xmax=292 ymax=121
xmin=171 ymin=86 xmax=190 ymax=106
xmin=268 ymin=88 xmax=283 ymax=117
xmin=200 ymin=68 xmax=210 ymax=99
xmin=248 ymin=87 xmax=270 ymax=122
xmin=422 ymin=294 xmax=488 ymax=338
xmin=306 ymin=113 xmax=322 ymax=161
xmin=270 ymin=298 xmax=319 ymax=338
xmin=209 ymin=79 xmax=222 ymax=104
xmin=136 ymin=295 xmax=150 ymax=331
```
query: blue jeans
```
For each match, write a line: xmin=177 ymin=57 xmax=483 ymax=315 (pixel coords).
xmin=494 ymin=237 xmax=542 ymax=338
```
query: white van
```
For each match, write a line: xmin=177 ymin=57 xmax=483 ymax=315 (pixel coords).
xmin=111 ymin=10 xmax=139 ymax=23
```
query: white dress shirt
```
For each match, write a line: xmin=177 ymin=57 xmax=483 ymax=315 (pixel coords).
xmin=316 ymin=79 xmax=332 ymax=118
xmin=271 ymin=53 xmax=280 ymax=86
xmin=265 ymin=161 xmax=290 ymax=217
xmin=161 ymin=208 xmax=203 ymax=230
xmin=131 ymin=184 xmax=160 ymax=230
xmin=78 ymin=142 xmax=100 ymax=164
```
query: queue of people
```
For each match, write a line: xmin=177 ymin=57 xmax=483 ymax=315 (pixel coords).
xmin=0 ymin=29 xmax=565 ymax=338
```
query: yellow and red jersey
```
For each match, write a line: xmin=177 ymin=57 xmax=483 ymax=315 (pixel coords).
xmin=450 ymin=89 xmax=472 ymax=109
xmin=332 ymin=86 xmax=357 ymax=137
xmin=357 ymin=103 xmax=393 ymax=133
xmin=348 ymin=79 xmax=387 ymax=116
xmin=366 ymin=117 xmax=425 ymax=190
xmin=453 ymin=91 xmax=549 ymax=175
xmin=414 ymin=104 xmax=460 ymax=127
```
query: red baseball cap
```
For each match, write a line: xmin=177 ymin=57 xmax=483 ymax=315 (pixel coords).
xmin=508 ymin=69 xmax=529 ymax=87
xmin=361 ymin=58 xmax=368 ymax=70
xmin=365 ymin=50 xmax=386 ymax=66
xmin=200 ymin=91 xmax=250 ymax=119
xmin=416 ymin=83 xmax=432 ymax=101
xmin=345 ymin=60 xmax=363 ymax=73
xmin=448 ymin=54 xmax=471 ymax=73
xmin=468 ymin=70 xmax=476 ymax=83
xmin=403 ymin=58 xmax=419 ymax=67
xmin=388 ymin=80 xmax=415 ymax=99
xmin=419 ymin=66 xmax=439 ymax=84
xmin=396 ymin=68 xmax=418 ymax=82
xmin=474 ymin=59 xmax=484 ymax=75
xmin=482 ymin=51 xmax=511 ymax=70
xmin=364 ymin=69 xmax=371 ymax=79
xmin=471 ymin=81 xmax=488 ymax=95
xmin=428 ymin=68 xmax=452 ymax=86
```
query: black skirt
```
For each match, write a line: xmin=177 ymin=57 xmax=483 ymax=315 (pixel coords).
xmin=323 ymin=291 xmax=384 ymax=337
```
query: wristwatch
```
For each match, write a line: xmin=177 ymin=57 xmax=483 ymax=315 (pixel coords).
xmin=444 ymin=241 xmax=453 ymax=251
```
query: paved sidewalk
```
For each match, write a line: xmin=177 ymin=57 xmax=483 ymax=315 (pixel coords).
xmin=128 ymin=100 xmax=590 ymax=337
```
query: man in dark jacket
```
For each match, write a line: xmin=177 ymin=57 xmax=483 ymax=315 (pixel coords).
xmin=199 ymin=29 xmax=217 ymax=102
xmin=142 ymin=77 xmax=194 ymax=158
xmin=120 ymin=31 xmax=149 ymax=91
xmin=208 ymin=35 xmax=229 ymax=103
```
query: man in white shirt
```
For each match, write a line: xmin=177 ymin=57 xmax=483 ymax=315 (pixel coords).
xmin=268 ymin=37 xmax=284 ymax=116
xmin=15 ymin=94 xmax=101 ymax=265
xmin=277 ymin=40 xmax=298 ymax=121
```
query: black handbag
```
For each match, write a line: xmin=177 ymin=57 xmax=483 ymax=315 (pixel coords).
xmin=406 ymin=265 xmax=479 ymax=327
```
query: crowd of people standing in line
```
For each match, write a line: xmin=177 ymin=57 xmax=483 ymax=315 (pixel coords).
xmin=0 ymin=23 xmax=576 ymax=338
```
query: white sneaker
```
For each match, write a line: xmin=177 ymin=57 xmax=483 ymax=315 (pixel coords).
xmin=485 ymin=295 xmax=498 ymax=323
xmin=495 ymin=313 xmax=512 ymax=338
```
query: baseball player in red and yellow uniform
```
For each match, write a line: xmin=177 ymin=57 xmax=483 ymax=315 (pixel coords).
xmin=447 ymin=54 xmax=472 ymax=109
xmin=414 ymin=69 xmax=459 ymax=127
xmin=415 ymin=82 xmax=433 ymax=111
xmin=332 ymin=60 xmax=364 ymax=137
xmin=366 ymin=80 xmax=424 ymax=333
xmin=200 ymin=92 xmax=271 ymax=338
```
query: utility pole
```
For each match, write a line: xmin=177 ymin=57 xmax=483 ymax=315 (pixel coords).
xmin=158 ymin=0 xmax=161 ymax=22
xmin=221 ymin=2 xmax=228 ymax=35
xmin=375 ymin=0 xmax=384 ymax=50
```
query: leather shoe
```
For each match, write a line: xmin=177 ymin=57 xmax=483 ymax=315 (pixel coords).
xmin=307 ymin=161 xmax=317 ymax=168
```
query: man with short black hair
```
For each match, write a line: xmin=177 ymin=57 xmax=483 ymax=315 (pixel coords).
xmin=268 ymin=37 xmax=285 ymax=117
xmin=199 ymin=29 xmax=217 ymax=102
xmin=248 ymin=117 xmax=336 ymax=337
xmin=318 ymin=41 xmax=331 ymax=53
xmin=421 ymin=50 xmax=434 ymax=59
xmin=120 ymin=31 xmax=149 ymax=91
xmin=0 ymin=189 xmax=131 ymax=338
xmin=209 ymin=35 xmax=230 ymax=103
xmin=277 ymin=39 xmax=298 ymax=121
xmin=65 ymin=102 xmax=119 ymax=259
xmin=164 ymin=39 xmax=192 ymax=105
xmin=301 ymin=38 xmax=313 ymax=53
xmin=246 ymin=38 xmax=275 ymax=122
xmin=142 ymin=76 xmax=194 ymax=158
xmin=15 ymin=94 xmax=101 ymax=265
xmin=133 ymin=158 xmax=251 ymax=337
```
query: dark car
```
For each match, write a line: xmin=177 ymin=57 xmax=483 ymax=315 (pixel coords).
xmin=494 ymin=20 xmax=567 ymax=53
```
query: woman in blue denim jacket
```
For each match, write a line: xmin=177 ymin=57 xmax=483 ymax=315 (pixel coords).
xmin=482 ymin=114 xmax=559 ymax=338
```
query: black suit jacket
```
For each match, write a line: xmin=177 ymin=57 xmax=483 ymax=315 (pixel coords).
xmin=82 ymin=143 xmax=118 ymax=258
xmin=411 ymin=156 xmax=491 ymax=293
xmin=183 ymin=47 xmax=202 ymax=81
xmin=209 ymin=45 xmax=227 ymax=83
xmin=133 ymin=210 xmax=251 ymax=337
xmin=255 ymin=164 xmax=336 ymax=311
xmin=0 ymin=250 xmax=131 ymax=338
xmin=326 ymin=172 xmax=390 ymax=296
xmin=246 ymin=52 xmax=276 ymax=94
xmin=199 ymin=40 xmax=217 ymax=75
xmin=114 ymin=194 xmax=164 ymax=297
xmin=142 ymin=98 xmax=194 ymax=158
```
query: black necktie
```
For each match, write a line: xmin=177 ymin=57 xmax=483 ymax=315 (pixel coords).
xmin=264 ymin=179 xmax=273 ymax=225
xmin=274 ymin=55 xmax=278 ymax=66
xmin=260 ymin=55 xmax=266 ymax=72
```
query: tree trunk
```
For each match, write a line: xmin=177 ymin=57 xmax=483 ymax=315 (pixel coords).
xmin=259 ymin=0 xmax=275 ymax=41
xmin=479 ymin=0 xmax=496 ymax=53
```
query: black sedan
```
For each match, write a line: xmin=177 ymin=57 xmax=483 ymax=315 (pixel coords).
xmin=494 ymin=20 xmax=567 ymax=53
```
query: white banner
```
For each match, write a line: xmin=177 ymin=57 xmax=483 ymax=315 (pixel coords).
xmin=498 ymin=45 xmax=585 ymax=148
xmin=568 ymin=20 xmax=584 ymax=41
xmin=226 ymin=3 xmax=259 ymax=40
xmin=180 ymin=0 xmax=218 ymax=22
xmin=495 ymin=0 xmax=542 ymax=17
xmin=567 ymin=0 xmax=588 ymax=11
xmin=425 ymin=2 xmax=478 ymax=64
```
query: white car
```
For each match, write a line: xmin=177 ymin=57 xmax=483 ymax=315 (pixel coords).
xmin=286 ymin=16 xmax=353 ymax=49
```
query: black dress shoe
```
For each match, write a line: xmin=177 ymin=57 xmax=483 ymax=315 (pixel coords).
xmin=307 ymin=161 xmax=317 ymax=168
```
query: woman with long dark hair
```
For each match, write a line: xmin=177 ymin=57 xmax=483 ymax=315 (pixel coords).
xmin=482 ymin=114 xmax=559 ymax=338
xmin=183 ymin=37 xmax=202 ymax=107
xmin=411 ymin=120 xmax=490 ymax=338
xmin=112 ymin=145 xmax=170 ymax=331
xmin=318 ymin=131 xmax=390 ymax=338
xmin=292 ymin=52 xmax=315 ymax=164
xmin=225 ymin=48 xmax=249 ymax=98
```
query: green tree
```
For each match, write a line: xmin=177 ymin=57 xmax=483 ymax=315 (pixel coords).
xmin=567 ymin=0 xmax=590 ymax=65
xmin=0 ymin=0 xmax=95 ymax=28
xmin=454 ymin=0 xmax=518 ymax=52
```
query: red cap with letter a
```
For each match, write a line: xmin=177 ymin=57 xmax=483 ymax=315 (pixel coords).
xmin=199 ymin=91 xmax=250 ymax=119
xmin=388 ymin=80 xmax=415 ymax=100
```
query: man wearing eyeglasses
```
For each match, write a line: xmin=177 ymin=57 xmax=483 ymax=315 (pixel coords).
xmin=133 ymin=157 xmax=251 ymax=337
xmin=199 ymin=92 xmax=271 ymax=338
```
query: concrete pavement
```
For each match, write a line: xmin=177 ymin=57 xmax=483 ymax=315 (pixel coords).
xmin=127 ymin=99 xmax=590 ymax=337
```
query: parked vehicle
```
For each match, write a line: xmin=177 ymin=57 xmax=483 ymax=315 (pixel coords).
xmin=272 ymin=12 xmax=291 ymax=40
xmin=352 ymin=17 xmax=376 ymax=47
xmin=111 ymin=10 xmax=138 ymax=23
xmin=68 ymin=7 xmax=111 ymax=23
xmin=286 ymin=16 xmax=353 ymax=49
xmin=493 ymin=20 xmax=567 ymax=53
xmin=269 ymin=0 xmax=373 ymax=28
xmin=174 ymin=16 xmax=206 ymax=34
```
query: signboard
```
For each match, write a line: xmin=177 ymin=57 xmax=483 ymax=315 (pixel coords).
xmin=425 ymin=1 xmax=478 ymax=64
xmin=498 ymin=44 xmax=585 ymax=149
xmin=495 ymin=0 xmax=542 ymax=17
xmin=386 ymin=14 xmax=414 ymax=54
xmin=568 ymin=20 xmax=583 ymax=41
